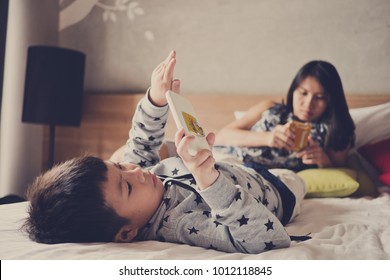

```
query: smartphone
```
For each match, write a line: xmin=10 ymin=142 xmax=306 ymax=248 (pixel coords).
xmin=165 ymin=90 xmax=210 ymax=156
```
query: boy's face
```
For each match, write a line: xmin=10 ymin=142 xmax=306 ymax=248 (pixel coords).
xmin=103 ymin=161 xmax=164 ymax=232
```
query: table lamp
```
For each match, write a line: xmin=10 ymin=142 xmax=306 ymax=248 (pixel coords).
xmin=22 ymin=46 xmax=85 ymax=168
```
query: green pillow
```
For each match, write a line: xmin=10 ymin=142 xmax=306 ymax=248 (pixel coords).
xmin=297 ymin=168 xmax=359 ymax=198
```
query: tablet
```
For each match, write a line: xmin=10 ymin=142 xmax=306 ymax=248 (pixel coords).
xmin=165 ymin=90 xmax=210 ymax=156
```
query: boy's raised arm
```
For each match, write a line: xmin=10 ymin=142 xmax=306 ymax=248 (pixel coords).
xmin=123 ymin=51 xmax=180 ymax=165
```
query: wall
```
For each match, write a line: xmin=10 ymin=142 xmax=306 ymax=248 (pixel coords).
xmin=0 ymin=0 xmax=58 ymax=198
xmin=59 ymin=0 xmax=390 ymax=95
xmin=0 ymin=0 xmax=8 ymax=109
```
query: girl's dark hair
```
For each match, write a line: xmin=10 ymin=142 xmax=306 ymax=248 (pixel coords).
xmin=24 ymin=156 xmax=128 ymax=244
xmin=285 ymin=60 xmax=355 ymax=151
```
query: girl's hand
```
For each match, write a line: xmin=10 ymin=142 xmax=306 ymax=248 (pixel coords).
xmin=268 ymin=123 xmax=295 ymax=150
xmin=149 ymin=50 xmax=180 ymax=106
xmin=296 ymin=137 xmax=331 ymax=167
xmin=175 ymin=128 xmax=219 ymax=190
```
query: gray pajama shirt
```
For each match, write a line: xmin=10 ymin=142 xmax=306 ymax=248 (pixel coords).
xmin=123 ymin=92 xmax=299 ymax=254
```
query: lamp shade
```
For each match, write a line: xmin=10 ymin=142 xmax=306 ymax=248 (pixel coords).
xmin=22 ymin=46 xmax=85 ymax=126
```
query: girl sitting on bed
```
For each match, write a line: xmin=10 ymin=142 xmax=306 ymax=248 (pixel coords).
xmin=24 ymin=51 xmax=308 ymax=254
xmin=214 ymin=61 xmax=356 ymax=172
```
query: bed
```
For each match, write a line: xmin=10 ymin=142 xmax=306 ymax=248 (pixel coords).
xmin=1 ymin=94 xmax=390 ymax=260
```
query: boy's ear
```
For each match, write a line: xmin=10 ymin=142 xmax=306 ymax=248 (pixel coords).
xmin=114 ymin=224 xmax=138 ymax=242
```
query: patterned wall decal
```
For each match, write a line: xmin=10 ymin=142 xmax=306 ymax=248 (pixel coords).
xmin=59 ymin=0 xmax=153 ymax=41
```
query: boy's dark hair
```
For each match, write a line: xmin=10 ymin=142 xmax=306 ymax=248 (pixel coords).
xmin=24 ymin=156 xmax=128 ymax=244
xmin=286 ymin=60 xmax=355 ymax=151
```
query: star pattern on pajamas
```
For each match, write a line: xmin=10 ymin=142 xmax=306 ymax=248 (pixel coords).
xmin=194 ymin=195 xmax=203 ymax=205
xmin=154 ymin=164 xmax=282 ymax=253
xmin=163 ymin=198 xmax=170 ymax=207
xmin=264 ymin=219 xmax=274 ymax=231
xmin=214 ymin=221 xmax=222 ymax=227
xmin=143 ymin=145 xmax=152 ymax=151
xmin=203 ymin=210 xmax=211 ymax=217
xmin=188 ymin=227 xmax=199 ymax=234
xmin=237 ymin=215 xmax=249 ymax=226
xmin=264 ymin=241 xmax=275 ymax=250
xmin=189 ymin=178 xmax=196 ymax=185
xmin=172 ymin=168 xmax=179 ymax=175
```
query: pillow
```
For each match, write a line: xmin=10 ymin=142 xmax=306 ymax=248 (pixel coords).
xmin=358 ymin=137 xmax=390 ymax=187
xmin=297 ymin=168 xmax=359 ymax=198
xmin=358 ymin=137 xmax=390 ymax=173
xmin=349 ymin=102 xmax=390 ymax=149
xmin=380 ymin=173 xmax=390 ymax=187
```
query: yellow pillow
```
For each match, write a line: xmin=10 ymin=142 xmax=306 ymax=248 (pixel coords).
xmin=297 ymin=168 xmax=359 ymax=198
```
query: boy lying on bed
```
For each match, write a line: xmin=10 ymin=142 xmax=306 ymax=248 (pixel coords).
xmin=24 ymin=51 xmax=307 ymax=254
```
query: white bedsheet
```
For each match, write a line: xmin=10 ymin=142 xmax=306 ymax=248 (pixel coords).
xmin=1 ymin=193 xmax=390 ymax=260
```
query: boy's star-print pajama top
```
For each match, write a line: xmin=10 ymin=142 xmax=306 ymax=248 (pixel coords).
xmin=123 ymin=91 xmax=295 ymax=254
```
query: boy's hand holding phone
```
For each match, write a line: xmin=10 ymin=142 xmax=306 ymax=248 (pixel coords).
xmin=165 ymin=90 xmax=219 ymax=190
xmin=175 ymin=128 xmax=219 ymax=190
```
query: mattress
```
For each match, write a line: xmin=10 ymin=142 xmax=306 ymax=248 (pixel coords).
xmin=1 ymin=193 xmax=390 ymax=260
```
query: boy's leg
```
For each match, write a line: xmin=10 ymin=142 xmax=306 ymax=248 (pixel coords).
xmin=269 ymin=169 xmax=307 ymax=222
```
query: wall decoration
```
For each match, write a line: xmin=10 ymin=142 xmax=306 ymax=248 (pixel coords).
xmin=59 ymin=0 xmax=153 ymax=41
